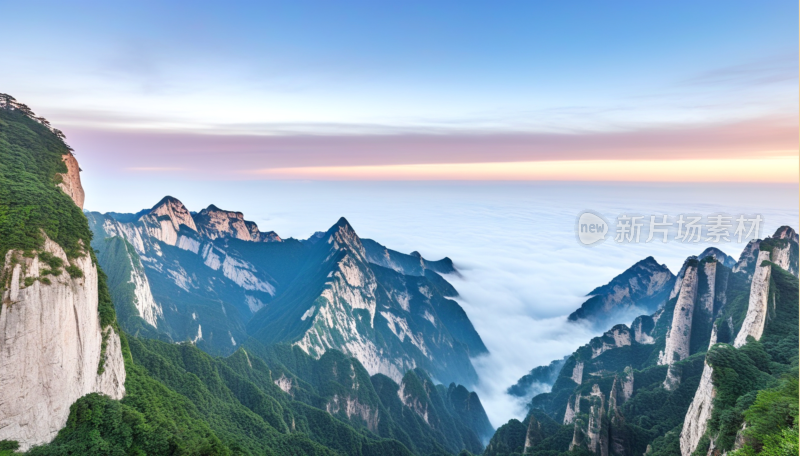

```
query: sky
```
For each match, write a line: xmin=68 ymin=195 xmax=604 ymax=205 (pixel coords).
xmin=2 ymin=0 xmax=798 ymax=183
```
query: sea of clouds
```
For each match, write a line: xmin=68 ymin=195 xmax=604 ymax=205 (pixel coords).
xmin=86 ymin=179 xmax=799 ymax=427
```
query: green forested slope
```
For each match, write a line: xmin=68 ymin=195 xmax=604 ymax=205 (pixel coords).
xmin=0 ymin=103 xmax=90 ymax=260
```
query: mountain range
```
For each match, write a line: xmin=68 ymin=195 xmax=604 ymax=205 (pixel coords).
xmin=487 ymin=227 xmax=799 ymax=456
xmin=86 ymin=195 xmax=486 ymax=389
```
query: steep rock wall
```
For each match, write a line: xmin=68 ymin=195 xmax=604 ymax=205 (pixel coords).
xmin=732 ymin=240 xmax=760 ymax=275
xmin=631 ymin=315 xmax=655 ymax=344
xmin=680 ymin=361 xmax=714 ymax=456
xmin=733 ymin=250 xmax=772 ymax=347
xmin=294 ymin=248 xmax=408 ymax=381
xmin=563 ymin=393 xmax=581 ymax=425
xmin=700 ymin=261 xmax=716 ymax=315
xmin=193 ymin=205 xmax=282 ymax=243
xmin=681 ymin=248 xmax=777 ymax=455
xmin=125 ymin=245 xmax=162 ymax=327
xmin=0 ymin=237 xmax=125 ymax=450
xmin=659 ymin=262 xmax=698 ymax=389
xmin=56 ymin=153 xmax=84 ymax=209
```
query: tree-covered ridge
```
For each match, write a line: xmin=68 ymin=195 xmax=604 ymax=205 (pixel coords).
xmin=0 ymin=97 xmax=89 ymax=261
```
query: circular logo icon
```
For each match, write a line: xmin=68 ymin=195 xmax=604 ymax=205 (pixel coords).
xmin=575 ymin=210 xmax=609 ymax=246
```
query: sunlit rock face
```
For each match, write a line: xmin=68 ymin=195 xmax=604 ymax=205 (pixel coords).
xmin=194 ymin=204 xmax=282 ymax=243
xmin=0 ymin=237 xmax=125 ymax=451
xmin=132 ymin=265 xmax=162 ymax=326
xmin=294 ymin=219 xmax=440 ymax=383
xmin=57 ymin=153 xmax=84 ymax=209
xmin=138 ymin=196 xmax=197 ymax=246
xmin=86 ymin=196 xmax=283 ymax=355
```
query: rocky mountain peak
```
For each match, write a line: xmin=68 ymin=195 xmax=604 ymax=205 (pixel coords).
xmin=569 ymin=255 xmax=675 ymax=326
xmin=774 ymin=225 xmax=799 ymax=243
xmin=733 ymin=226 xmax=799 ymax=277
xmin=194 ymin=204 xmax=253 ymax=241
xmin=586 ymin=256 xmax=672 ymax=297
xmin=698 ymin=247 xmax=735 ymax=268
xmin=333 ymin=216 xmax=353 ymax=229
xmin=144 ymin=196 xmax=197 ymax=232
xmin=202 ymin=204 xmax=245 ymax=219
xmin=325 ymin=217 xmax=366 ymax=257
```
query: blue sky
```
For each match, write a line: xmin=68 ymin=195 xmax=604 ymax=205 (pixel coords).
xmin=2 ymin=1 xmax=797 ymax=180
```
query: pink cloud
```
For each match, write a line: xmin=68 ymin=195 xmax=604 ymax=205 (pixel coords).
xmin=66 ymin=115 xmax=797 ymax=179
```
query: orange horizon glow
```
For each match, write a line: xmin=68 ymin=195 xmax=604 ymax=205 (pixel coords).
xmin=245 ymin=156 xmax=799 ymax=183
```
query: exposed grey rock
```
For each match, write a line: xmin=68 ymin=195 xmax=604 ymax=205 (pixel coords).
xmin=0 ymin=237 xmax=125 ymax=450
xmin=194 ymin=204 xmax=282 ymax=242
xmin=590 ymin=325 xmax=632 ymax=358
xmin=732 ymin=239 xmax=761 ymax=275
xmin=631 ymin=315 xmax=656 ymax=344
xmin=563 ymin=393 xmax=581 ymax=425
xmin=733 ymin=250 xmax=772 ymax=347
xmin=571 ymin=361 xmax=584 ymax=385
xmin=659 ymin=260 xmax=699 ymax=390
xmin=680 ymin=361 xmax=715 ymax=456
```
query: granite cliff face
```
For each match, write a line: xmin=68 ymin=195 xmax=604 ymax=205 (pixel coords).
xmin=658 ymin=259 xmax=699 ymax=390
xmin=0 ymin=226 xmax=125 ymax=448
xmin=87 ymin=198 xmax=280 ymax=353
